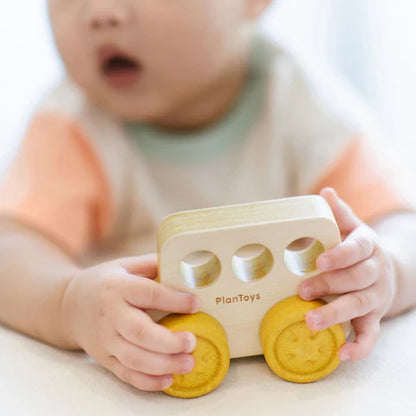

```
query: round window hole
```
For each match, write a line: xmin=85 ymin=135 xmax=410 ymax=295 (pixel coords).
xmin=180 ymin=250 xmax=221 ymax=288
xmin=232 ymin=244 xmax=273 ymax=282
xmin=284 ymin=238 xmax=325 ymax=276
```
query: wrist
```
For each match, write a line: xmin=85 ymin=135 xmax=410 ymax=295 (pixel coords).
xmin=59 ymin=270 xmax=83 ymax=350
xmin=383 ymin=250 xmax=401 ymax=319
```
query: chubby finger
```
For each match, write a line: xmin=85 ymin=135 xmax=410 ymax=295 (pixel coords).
xmin=320 ymin=188 xmax=361 ymax=237
xmin=338 ymin=315 xmax=381 ymax=361
xmin=317 ymin=226 xmax=377 ymax=271
xmin=305 ymin=288 xmax=377 ymax=330
xmin=112 ymin=334 xmax=195 ymax=376
xmin=117 ymin=253 xmax=159 ymax=279
xmin=124 ymin=276 xmax=200 ymax=314
xmin=107 ymin=355 xmax=174 ymax=392
xmin=116 ymin=308 xmax=197 ymax=354
xmin=300 ymin=258 xmax=377 ymax=300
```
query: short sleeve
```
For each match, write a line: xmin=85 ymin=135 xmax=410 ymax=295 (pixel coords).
xmin=307 ymin=135 xmax=416 ymax=223
xmin=0 ymin=113 xmax=112 ymax=257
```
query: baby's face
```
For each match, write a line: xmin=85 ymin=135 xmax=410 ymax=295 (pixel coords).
xmin=48 ymin=0 xmax=258 ymax=122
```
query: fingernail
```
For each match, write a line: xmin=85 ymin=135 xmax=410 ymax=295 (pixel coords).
xmin=162 ymin=375 xmax=173 ymax=389
xmin=184 ymin=333 xmax=197 ymax=353
xmin=309 ymin=311 xmax=323 ymax=329
xmin=318 ymin=256 xmax=330 ymax=270
xmin=181 ymin=356 xmax=195 ymax=374
xmin=339 ymin=351 xmax=350 ymax=361
xmin=191 ymin=296 xmax=200 ymax=314
xmin=302 ymin=286 xmax=312 ymax=299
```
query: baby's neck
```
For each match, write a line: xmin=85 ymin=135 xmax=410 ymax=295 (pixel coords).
xmin=150 ymin=51 xmax=250 ymax=132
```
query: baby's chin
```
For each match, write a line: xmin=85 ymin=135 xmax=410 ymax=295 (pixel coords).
xmin=90 ymin=91 xmax=175 ymax=123
xmin=84 ymin=81 xmax=206 ymax=128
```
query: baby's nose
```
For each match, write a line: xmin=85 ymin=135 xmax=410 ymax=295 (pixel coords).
xmin=85 ymin=0 xmax=131 ymax=30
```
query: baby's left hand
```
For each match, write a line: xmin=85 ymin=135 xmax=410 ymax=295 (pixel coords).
xmin=299 ymin=187 xmax=397 ymax=361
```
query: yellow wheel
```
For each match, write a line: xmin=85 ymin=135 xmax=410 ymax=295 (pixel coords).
xmin=259 ymin=296 xmax=345 ymax=383
xmin=159 ymin=312 xmax=230 ymax=398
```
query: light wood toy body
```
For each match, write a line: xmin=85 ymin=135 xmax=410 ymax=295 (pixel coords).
xmin=154 ymin=195 xmax=351 ymax=398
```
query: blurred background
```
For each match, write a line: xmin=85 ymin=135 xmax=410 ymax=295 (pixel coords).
xmin=1 ymin=0 xmax=416 ymax=175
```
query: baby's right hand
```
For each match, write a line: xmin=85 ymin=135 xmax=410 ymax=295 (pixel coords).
xmin=60 ymin=253 xmax=200 ymax=391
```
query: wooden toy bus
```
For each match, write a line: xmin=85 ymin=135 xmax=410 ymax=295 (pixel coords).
xmin=155 ymin=195 xmax=351 ymax=398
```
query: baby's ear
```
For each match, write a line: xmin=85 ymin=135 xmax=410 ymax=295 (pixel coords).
xmin=245 ymin=0 xmax=273 ymax=19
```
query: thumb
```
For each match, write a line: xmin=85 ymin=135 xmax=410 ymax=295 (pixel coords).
xmin=320 ymin=187 xmax=361 ymax=237
xmin=117 ymin=253 xmax=159 ymax=279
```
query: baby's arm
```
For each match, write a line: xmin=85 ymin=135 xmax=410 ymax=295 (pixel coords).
xmin=0 ymin=218 xmax=79 ymax=348
xmin=370 ymin=211 xmax=416 ymax=317
xmin=0 ymin=218 xmax=199 ymax=391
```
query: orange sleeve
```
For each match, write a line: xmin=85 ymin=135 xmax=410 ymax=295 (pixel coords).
xmin=309 ymin=136 xmax=415 ymax=224
xmin=0 ymin=113 xmax=112 ymax=257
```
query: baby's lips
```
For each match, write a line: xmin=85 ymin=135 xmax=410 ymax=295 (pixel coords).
xmin=98 ymin=44 xmax=138 ymax=69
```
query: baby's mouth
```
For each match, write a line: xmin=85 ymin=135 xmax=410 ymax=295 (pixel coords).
xmin=99 ymin=46 xmax=141 ymax=88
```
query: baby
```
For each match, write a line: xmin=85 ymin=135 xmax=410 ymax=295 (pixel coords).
xmin=1 ymin=0 xmax=416 ymax=393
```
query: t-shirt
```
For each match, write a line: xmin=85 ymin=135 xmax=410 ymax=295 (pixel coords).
xmin=0 ymin=35 xmax=413 ymax=265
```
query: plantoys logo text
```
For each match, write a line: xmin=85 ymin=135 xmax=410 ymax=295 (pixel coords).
xmin=216 ymin=293 xmax=261 ymax=305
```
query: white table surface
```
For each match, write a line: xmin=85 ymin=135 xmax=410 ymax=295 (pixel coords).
xmin=1 ymin=310 xmax=415 ymax=416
